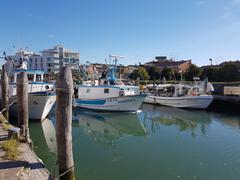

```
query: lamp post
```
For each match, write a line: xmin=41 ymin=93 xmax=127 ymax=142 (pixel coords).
xmin=209 ymin=58 xmax=213 ymax=66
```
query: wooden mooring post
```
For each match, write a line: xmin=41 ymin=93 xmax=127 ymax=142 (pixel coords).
xmin=1 ymin=64 xmax=9 ymax=121
xmin=17 ymin=71 xmax=29 ymax=142
xmin=56 ymin=66 xmax=75 ymax=180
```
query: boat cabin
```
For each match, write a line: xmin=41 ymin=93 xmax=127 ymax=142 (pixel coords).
xmin=11 ymin=69 xmax=44 ymax=83
xmin=155 ymin=84 xmax=199 ymax=97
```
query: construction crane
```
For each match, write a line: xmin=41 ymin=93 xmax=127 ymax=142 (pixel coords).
xmin=109 ymin=54 xmax=124 ymax=67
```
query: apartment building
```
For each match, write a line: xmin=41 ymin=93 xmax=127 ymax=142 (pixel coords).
xmin=8 ymin=45 xmax=80 ymax=74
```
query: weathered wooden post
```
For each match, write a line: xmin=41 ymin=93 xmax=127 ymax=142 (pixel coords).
xmin=1 ymin=64 xmax=9 ymax=121
xmin=17 ymin=71 xmax=29 ymax=142
xmin=56 ymin=66 xmax=75 ymax=180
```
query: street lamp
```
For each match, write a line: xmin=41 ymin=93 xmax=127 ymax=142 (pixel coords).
xmin=209 ymin=58 xmax=213 ymax=66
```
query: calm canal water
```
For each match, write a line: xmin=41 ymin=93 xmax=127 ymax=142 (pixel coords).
xmin=29 ymin=103 xmax=240 ymax=180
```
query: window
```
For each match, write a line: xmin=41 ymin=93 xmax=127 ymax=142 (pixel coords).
xmin=27 ymin=74 xmax=34 ymax=81
xmin=36 ymin=74 xmax=42 ymax=82
xmin=86 ymin=89 xmax=91 ymax=93
xmin=104 ymin=88 xmax=109 ymax=93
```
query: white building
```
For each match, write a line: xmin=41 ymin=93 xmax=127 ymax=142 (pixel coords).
xmin=32 ymin=45 xmax=80 ymax=74
xmin=8 ymin=45 xmax=80 ymax=74
xmin=6 ymin=49 xmax=38 ymax=75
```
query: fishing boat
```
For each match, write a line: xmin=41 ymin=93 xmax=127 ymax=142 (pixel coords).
xmin=9 ymin=91 xmax=56 ymax=120
xmin=0 ymin=61 xmax=56 ymax=120
xmin=144 ymin=83 xmax=213 ymax=109
xmin=73 ymin=68 xmax=146 ymax=112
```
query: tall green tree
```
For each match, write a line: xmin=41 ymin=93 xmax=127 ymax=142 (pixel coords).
xmin=217 ymin=63 xmax=240 ymax=82
xmin=161 ymin=67 xmax=174 ymax=80
xmin=202 ymin=67 xmax=218 ymax=81
xmin=146 ymin=66 xmax=160 ymax=81
xmin=129 ymin=67 xmax=149 ymax=80
xmin=184 ymin=64 xmax=202 ymax=81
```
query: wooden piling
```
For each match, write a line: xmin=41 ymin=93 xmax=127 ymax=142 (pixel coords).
xmin=56 ymin=66 xmax=75 ymax=180
xmin=17 ymin=71 xmax=29 ymax=142
xmin=1 ymin=65 xmax=9 ymax=121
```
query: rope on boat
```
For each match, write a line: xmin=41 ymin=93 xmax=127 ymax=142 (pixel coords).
xmin=0 ymin=98 xmax=17 ymax=115
xmin=0 ymin=96 xmax=17 ymax=124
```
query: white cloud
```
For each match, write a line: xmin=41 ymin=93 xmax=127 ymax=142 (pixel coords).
xmin=47 ymin=34 xmax=55 ymax=39
xmin=194 ymin=0 xmax=206 ymax=6
xmin=220 ymin=11 xmax=232 ymax=19
xmin=220 ymin=0 xmax=240 ymax=19
xmin=232 ymin=0 xmax=240 ymax=5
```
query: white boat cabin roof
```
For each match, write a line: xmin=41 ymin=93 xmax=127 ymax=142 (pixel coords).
xmin=11 ymin=69 xmax=44 ymax=83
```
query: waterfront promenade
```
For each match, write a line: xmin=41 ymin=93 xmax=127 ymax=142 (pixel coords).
xmin=0 ymin=123 xmax=50 ymax=180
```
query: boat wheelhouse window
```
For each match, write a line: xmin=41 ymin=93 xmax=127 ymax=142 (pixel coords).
xmin=86 ymin=89 xmax=91 ymax=93
xmin=103 ymin=80 xmax=108 ymax=85
xmin=104 ymin=88 xmax=109 ymax=93
xmin=36 ymin=74 xmax=42 ymax=82
xmin=27 ymin=74 xmax=34 ymax=81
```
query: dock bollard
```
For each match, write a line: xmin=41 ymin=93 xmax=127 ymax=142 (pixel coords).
xmin=8 ymin=127 xmax=21 ymax=139
xmin=56 ymin=66 xmax=75 ymax=180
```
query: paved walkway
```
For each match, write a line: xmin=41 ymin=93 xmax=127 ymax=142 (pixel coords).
xmin=0 ymin=123 xmax=51 ymax=180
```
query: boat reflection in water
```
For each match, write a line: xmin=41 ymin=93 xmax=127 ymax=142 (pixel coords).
xmin=72 ymin=108 xmax=147 ymax=145
xmin=139 ymin=103 xmax=213 ymax=136
xmin=29 ymin=118 xmax=57 ymax=175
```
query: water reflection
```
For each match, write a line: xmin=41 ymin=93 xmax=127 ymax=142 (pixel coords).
xmin=140 ymin=104 xmax=213 ymax=136
xmin=41 ymin=118 xmax=57 ymax=153
xmin=72 ymin=109 xmax=147 ymax=145
xmin=29 ymin=118 xmax=58 ymax=175
xmin=29 ymin=104 xmax=240 ymax=180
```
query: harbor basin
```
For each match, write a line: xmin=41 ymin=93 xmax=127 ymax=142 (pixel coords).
xmin=29 ymin=103 xmax=240 ymax=180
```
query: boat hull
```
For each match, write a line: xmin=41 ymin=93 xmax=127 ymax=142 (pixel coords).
xmin=9 ymin=92 xmax=56 ymax=120
xmin=74 ymin=94 xmax=146 ymax=112
xmin=144 ymin=95 xmax=214 ymax=109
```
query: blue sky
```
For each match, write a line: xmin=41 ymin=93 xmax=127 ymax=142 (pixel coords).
xmin=0 ymin=0 xmax=240 ymax=66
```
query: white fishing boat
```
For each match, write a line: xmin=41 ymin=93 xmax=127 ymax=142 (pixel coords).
xmin=0 ymin=61 xmax=56 ymax=120
xmin=144 ymin=83 xmax=213 ymax=109
xmin=9 ymin=91 xmax=56 ymax=120
xmin=73 ymin=68 xmax=146 ymax=112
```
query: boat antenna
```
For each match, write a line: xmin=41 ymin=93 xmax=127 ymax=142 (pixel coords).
xmin=109 ymin=54 xmax=124 ymax=68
